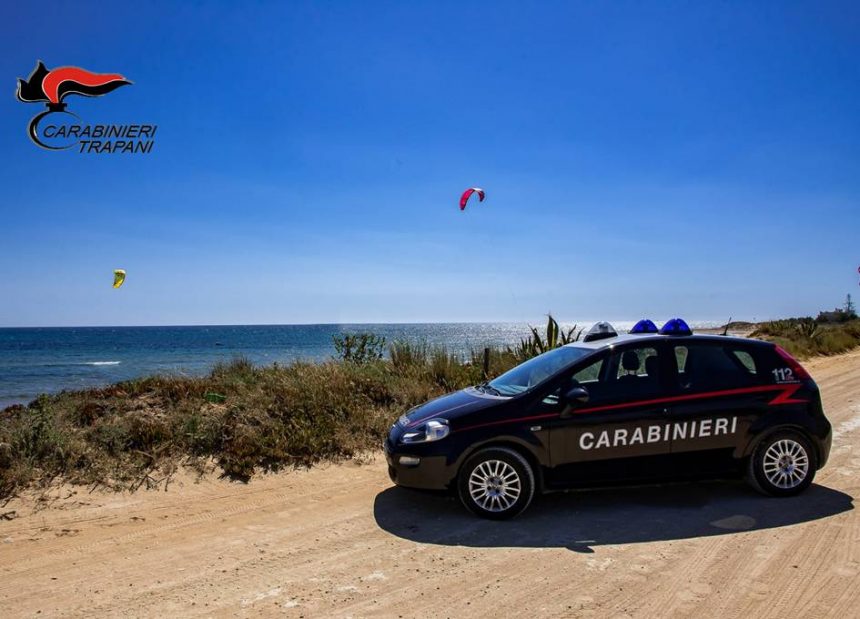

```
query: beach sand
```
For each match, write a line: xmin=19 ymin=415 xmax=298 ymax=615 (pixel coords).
xmin=1 ymin=349 xmax=859 ymax=617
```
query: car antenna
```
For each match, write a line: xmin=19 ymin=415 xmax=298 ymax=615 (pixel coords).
xmin=721 ymin=317 xmax=732 ymax=336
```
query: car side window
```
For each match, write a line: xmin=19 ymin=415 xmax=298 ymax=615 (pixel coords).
xmin=606 ymin=345 xmax=663 ymax=399
xmin=675 ymin=346 xmax=688 ymax=377
xmin=674 ymin=343 xmax=758 ymax=391
xmin=541 ymin=356 xmax=606 ymax=406
xmin=615 ymin=346 xmax=659 ymax=380
xmin=732 ymin=350 xmax=757 ymax=374
xmin=573 ymin=358 xmax=604 ymax=385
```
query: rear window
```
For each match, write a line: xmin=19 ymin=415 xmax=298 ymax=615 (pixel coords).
xmin=674 ymin=343 xmax=759 ymax=391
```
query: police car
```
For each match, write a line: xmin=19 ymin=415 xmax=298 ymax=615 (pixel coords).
xmin=384 ymin=319 xmax=832 ymax=519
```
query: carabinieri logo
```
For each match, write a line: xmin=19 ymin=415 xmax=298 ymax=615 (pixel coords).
xmin=15 ymin=61 xmax=156 ymax=153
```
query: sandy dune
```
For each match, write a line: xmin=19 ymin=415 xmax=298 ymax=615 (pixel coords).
xmin=2 ymin=350 xmax=859 ymax=618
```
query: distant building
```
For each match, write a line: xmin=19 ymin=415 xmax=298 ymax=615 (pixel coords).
xmin=816 ymin=295 xmax=857 ymax=323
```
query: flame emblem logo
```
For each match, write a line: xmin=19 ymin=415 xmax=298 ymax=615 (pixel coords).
xmin=16 ymin=61 xmax=132 ymax=150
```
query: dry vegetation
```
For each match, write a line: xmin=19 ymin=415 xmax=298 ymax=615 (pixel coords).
xmin=750 ymin=318 xmax=860 ymax=359
xmin=0 ymin=347 xmax=520 ymax=498
xmin=2 ymin=316 xmax=858 ymax=498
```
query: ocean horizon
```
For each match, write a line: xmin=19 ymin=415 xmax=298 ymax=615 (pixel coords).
xmin=0 ymin=320 xmax=723 ymax=408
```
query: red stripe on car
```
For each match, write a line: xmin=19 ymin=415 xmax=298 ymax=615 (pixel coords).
xmin=454 ymin=383 xmax=806 ymax=433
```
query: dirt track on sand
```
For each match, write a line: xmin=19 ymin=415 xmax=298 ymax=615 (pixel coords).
xmin=2 ymin=350 xmax=860 ymax=618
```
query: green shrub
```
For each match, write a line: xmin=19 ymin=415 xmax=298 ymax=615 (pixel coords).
xmin=389 ymin=339 xmax=429 ymax=369
xmin=469 ymin=347 xmax=519 ymax=377
xmin=752 ymin=318 xmax=860 ymax=359
xmin=332 ymin=333 xmax=386 ymax=363
xmin=512 ymin=314 xmax=581 ymax=361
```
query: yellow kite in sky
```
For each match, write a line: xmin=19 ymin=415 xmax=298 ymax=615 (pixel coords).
xmin=113 ymin=269 xmax=126 ymax=289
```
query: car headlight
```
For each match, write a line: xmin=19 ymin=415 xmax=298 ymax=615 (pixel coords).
xmin=400 ymin=419 xmax=450 ymax=444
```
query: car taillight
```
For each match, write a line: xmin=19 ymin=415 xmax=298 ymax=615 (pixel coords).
xmin=774 ymin=345 xmax=811 ymax=380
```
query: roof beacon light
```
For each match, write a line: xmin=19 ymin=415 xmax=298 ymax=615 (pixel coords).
xmin=629 ymin=319 xmax=658 ymax=334
xmin=583 ymin=321 xmax=618 ymax=342
xmin=659 ymin=318 xmax=692 ymax=336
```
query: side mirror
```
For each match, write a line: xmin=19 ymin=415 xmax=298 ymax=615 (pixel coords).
xmin=563 ymin=386 xmax=590 ymax=406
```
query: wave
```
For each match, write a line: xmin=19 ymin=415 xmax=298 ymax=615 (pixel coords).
xmin=0 ymin=360 xmax=124 ymax=369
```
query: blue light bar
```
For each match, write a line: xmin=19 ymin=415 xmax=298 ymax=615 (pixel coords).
xmin=629 ymin=319 xmax=658 ymax=334
xmin=583 ymin=321 xmax=618 ymax=342
xmin=659 ymin=318 xmax=692 ymax=336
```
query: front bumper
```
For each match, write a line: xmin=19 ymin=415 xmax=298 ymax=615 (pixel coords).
xmin=384 ymin=438 xmax=454 ymax=490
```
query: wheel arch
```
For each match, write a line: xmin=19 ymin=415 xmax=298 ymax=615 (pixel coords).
xmin=455 ymin=438 xmax=545 ymax=492
xmin=742 ymin=423 xmax=821 ymax=466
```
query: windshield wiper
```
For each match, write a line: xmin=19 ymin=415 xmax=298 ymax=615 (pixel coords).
xmin=477 ymin=381 xmax=502 ymax=396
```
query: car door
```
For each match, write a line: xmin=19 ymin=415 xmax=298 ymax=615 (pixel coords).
xmin=666 ymin=340 xmax=768 ymax=476
xmin=543 ymin=342 xmax=675 ymax=488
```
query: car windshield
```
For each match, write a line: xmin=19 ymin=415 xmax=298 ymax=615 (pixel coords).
xmin=487 ymin=346 xmax=592 ymax=396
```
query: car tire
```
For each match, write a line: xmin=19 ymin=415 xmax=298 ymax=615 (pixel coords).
xmin=747 ymin=430 xmax=817 ymax=497
xmin=457 ymin=447 xmax=535 ymax=520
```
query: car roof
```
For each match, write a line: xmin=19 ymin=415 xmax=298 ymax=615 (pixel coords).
xmin=566 ymin=332 xmax=771 ymax=351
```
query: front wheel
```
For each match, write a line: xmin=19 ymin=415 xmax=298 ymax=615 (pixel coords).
xmin=457 ymin=447 xmax=535 ymax=520
xmin=747 ymin=431 xmax=816 ymax=497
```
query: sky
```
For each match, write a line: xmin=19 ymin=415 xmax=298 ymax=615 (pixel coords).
xmin=0 ymin=1 xmax=857 ymax=327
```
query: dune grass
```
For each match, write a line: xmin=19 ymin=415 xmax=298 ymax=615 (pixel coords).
xmin=750 ymin=318 xmax=860 ymax=359
xmin=0 ymin=347 xmax=519 ymax=498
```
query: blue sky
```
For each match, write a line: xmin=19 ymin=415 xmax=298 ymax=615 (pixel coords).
xmin=0 ymin=1 xmax=857 ymax=326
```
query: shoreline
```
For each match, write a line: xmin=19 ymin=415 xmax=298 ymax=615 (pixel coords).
xmin=0 ymin=320 xmax=744 ymax=409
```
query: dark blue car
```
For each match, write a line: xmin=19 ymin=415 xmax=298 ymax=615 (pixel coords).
xmin=384 ymin=320 xmax=832 ymax=519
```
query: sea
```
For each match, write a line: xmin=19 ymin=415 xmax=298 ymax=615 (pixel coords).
xmin=0 ymin=321 xmax=721 ymax=409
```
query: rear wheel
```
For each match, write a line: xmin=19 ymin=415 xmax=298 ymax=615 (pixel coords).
xmin=748 ymin=431 xmax=816 ymax=497
xmin=458 ymin=447 xmax=535 ymax=520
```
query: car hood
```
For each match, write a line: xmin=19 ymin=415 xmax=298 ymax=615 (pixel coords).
xmin=401 ymin=387 xmax=504 ymax=427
